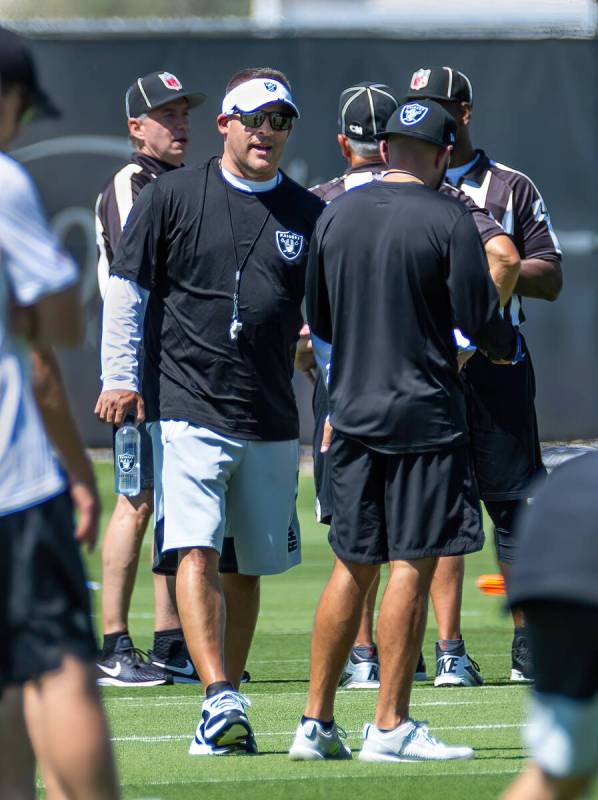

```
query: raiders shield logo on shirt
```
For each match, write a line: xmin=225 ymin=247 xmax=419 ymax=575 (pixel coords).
xmin=276 ymin=230 xmax=304 ymax=260
xmin=118 ymin=453 xmax=135 ymax=473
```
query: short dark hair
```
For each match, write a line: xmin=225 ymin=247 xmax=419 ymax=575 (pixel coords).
xmin=225 ymin=68 xmax=291 ymax=95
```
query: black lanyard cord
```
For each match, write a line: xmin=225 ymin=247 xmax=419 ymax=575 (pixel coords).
xmin=222 ymin=175 xmax=273 ymax=340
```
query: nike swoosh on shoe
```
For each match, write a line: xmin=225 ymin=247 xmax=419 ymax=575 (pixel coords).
xmin=97 ymin=663 xmax=122 ymax=678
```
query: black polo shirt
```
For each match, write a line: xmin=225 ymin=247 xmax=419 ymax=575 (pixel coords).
xmin=111 ymin=158 xmax=324 ymax=440
xmin=307 ymin=180 xmax=517 ymax=453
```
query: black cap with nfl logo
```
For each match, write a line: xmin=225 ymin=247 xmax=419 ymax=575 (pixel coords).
xmin=125 ymin=71 xmax=206 ymax=118
xmin=338 ymin=81 xmax=399 ymax=142
xmin=406 ymin=67 xmax=473 ymax=106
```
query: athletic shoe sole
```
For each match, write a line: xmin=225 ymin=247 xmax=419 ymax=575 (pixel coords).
xmin=510 ymin=668 xmax=533 ymax=683
xmin=97 ymin=676 xmax=169 ymax=687
xmin=189 ymin=740 xmax=254 ymax=756
xmin=358 ymin=749 xmax=474 ymax=763
xmin=414 ymin=670 xmax=428 ymax=681
xmin=340 ymin=679 xmax=380 ymax=689
xmin=289 ymin=745 xmax=351 ymax=761
xmin=434 ymin=675 xmax=482 ymax=687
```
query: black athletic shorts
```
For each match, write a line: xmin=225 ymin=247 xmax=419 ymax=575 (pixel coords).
xmin=0 ymin=492 xmax=98 ymax=693
xmin=112 ymin=419 xmax=154 ymax=491
xmin=462 ymin=335 xmax=546 ymax=502
xmin=328 ymin=433 xmax=484 ymax=564
xmin=312 ymin=372 xmax=333 ymax=525
xmin=523 ymin=601 xmax=598 ymax=700
xmin=152 ymin=521 xmax=238 ymax=575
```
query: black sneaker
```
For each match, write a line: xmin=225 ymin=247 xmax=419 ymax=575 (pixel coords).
xmin=414 ymin=652 xmax=428 ymax=681
xmin=149 ymin=640 xmax=200 ymax=684
xmin=96 ymin=635 xmax=173 ymax=687
xmin=149 ymin=641 xmax=252 ymax=686
xmin=511 ymin=632 xmax=533 ymax=682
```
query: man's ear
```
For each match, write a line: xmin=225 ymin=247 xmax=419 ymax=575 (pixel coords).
xmin=337 ymin=134 xmax=352 ymax=160
xmin=379 ymin=139 xmax=390 ymax=166
xmin=128 ymin=117 xmax=144 ymax=144
xmin=217 ymin=113 xmax=231 ymax=135
xmin=435 ymin=145 xmax=451 ymax=169
xmin=461 ymin=102 xmax=472 ymax=126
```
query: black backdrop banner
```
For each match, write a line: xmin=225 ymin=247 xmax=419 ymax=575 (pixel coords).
xmin=11 ymin=35 xmax=598 ymax=445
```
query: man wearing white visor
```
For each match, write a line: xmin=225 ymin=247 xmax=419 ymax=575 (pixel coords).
xmin=96 ymin=67 xmax=324 ymax=755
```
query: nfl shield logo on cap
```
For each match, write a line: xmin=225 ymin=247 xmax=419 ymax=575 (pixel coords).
xmin=410 ymin=69 xmax=431 ymax=91
xmin=159 ymin=72 xmax=183 ymax=91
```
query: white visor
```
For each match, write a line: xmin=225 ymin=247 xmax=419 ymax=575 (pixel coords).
xmin=221 ymin=78 xmax=300 ymax=118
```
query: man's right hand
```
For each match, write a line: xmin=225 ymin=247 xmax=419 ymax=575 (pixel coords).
xmin=94 ymin=389 xmax=145 ymax=425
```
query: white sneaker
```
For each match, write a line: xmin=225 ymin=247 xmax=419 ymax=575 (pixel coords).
xmin=358 ymin=719 xmax=474 ymax=762
xmin=434 ymin=644 xmax=483 ymax=687
xmin=189 ymin=690 xmax=255 ymax=756
xmin=289 ymin=718 xmax=352 ymax=760
xmin=339 ymin=648 xmax=380 ymax=689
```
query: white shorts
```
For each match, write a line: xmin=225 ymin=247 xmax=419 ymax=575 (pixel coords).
xmin=150 ymin=421 xmax=301 ymax=576
xmin=525 ymin=691 xmax=598 ymax=778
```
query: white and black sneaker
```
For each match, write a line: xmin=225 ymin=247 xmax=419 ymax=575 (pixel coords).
xmin=189 ymin=691 xmax=255 ymax=756
xmin=434 ymin=641 xmax=483 ymax=687
xmin=289 ymin=718 xmax=352 ymax=761
xmin=96 ymin=635 xmax=173 ymax=687
xmin=339 ymin=645 xmax=380 ymax=689
xmin=149 ymin=640 xmax=200 ymax=684
xmin=358 ymin=719 xmax=474 ymax=762
xmin=511 ymin=631 xmax=533 ymax=682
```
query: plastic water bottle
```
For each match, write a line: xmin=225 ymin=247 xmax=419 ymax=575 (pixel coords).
xmin=114 ymin=423 xmax=141 ymax=496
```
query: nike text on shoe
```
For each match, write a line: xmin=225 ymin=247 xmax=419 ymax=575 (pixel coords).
xmin=289 ymin=718 xmax=352 ymax=761
xmin=96 ymin=635 xmax=172 ymax=687
xmin=338 ymin=646 xmax=380 ymax=689
xmin=414 ymin=652 xmax=428 ymax=681
xmin=189 ymin=691 xmax=255 ymax=756
xmin=511 ymin=632 xmax=533 ymax=682
xmin=434 ymin=642 xmax=483 ymax=687
xmin=358 ymin=719 xmax=474 ymax=762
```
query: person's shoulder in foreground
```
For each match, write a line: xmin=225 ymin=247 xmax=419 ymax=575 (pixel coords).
xmin=508 ymin=452 xmax=598 ymax=609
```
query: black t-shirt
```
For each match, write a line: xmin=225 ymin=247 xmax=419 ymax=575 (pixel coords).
xmin=307 ymin=180 xmax=516 ymax=453
xmin=111 ymin=158 xmax=324 ymax=440
xmin=508 ymin=453 xmax=598 ymax=609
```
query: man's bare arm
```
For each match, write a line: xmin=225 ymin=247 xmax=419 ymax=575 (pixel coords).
xmin=31 ymin=348 xmax=100 ymax=552
xmin=515 ymin=258 xmax=562 ymax=301
xmin=484 ymin=234 xmax=521 ymax=307
xmin=12 ymin=284 xmax=83 ymax=348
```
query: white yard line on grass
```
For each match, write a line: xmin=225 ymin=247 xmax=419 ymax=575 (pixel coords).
xmin=117 ymin=769 xmax=520 ymax=787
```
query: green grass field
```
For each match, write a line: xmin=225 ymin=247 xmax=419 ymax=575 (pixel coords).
xmin=38 ymin=463 xmax=596 ymax=799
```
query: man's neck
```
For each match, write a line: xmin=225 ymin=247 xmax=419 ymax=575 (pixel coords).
xmin=137 ymin=147 xmax=181 ymax=168
xmin=447 ymin=135 xmax=476 ymax=169
xmin=348 ymin=154 xmax=384 ymax=171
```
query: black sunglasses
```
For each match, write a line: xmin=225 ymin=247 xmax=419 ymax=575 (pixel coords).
xmin=233 ymin=109 xmax=294 ymax=131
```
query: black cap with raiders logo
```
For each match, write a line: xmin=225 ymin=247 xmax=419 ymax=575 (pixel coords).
xmin=375 ymin=99 xmax=457 ymax=148
xmin=405 ymin=66 xmax=473 ymax=105
xmin=125 ymin=71 xmax=206 ymax=118
xmin=0 ymin=27 xmax=60 ymax=118
xmin=338 ymin=81 xmax=399 ymax=142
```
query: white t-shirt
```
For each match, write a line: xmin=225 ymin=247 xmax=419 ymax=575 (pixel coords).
xmin=0 ymin=153 xmax=78 ymax=515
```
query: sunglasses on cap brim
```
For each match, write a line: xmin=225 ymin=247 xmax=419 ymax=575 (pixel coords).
xmin=231 ymin=108 xmax=294 ymax=131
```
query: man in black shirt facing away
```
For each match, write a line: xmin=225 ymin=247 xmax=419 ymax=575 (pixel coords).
xmin=407 ymin=66 xmax=562 ymax=682
xmin=96 ymin=68 xmax=324 ymax=755
xmin=289 ymin=100 xmax=520 ymax=763
xmin=306 ymin=81 xmax=521 ymax=691
xmin=95 ymin=70 xmax=205 ymax=689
